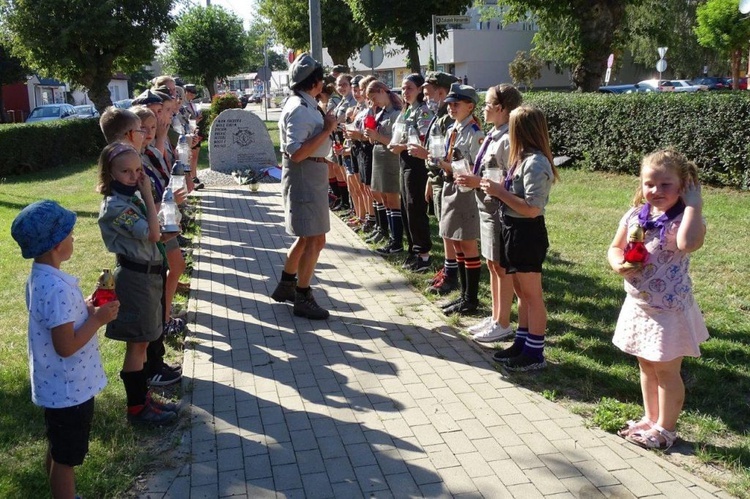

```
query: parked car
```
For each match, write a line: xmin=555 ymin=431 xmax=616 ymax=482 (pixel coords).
xmin=690 ymin=76 xmax=726 ymax=91
xmin=74 ymin=104 xmax=100 ymax=119
xmin=662 ymin=80 xmax=708 ymax=92
xmin=113 ymin=98 xmax=133 ymax=109
xmin=598 ymin=83 xmax=654 ymax=94
xmin=636 ymin=79 xmax=667 ymax=91
xmin=25 ymin=103 xmax=79 ymax=123
xmin=722 ymin=77 xmax=747 ymax=90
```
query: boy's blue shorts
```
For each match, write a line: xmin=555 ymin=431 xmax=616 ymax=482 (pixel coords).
xmin=44 ymin=397 xmax=95 ymax=466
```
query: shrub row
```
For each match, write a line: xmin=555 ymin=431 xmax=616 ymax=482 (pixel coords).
xmin=523 ymin=91 xmax=750 ymax=189
xmin=0 ymin=118 xmax=106 ymax=176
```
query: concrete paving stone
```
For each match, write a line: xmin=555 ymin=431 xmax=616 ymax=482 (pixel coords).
xmin=191 ymin=483 xmax=220 ymax=498
xmin=574 ymin=460 xmax=622 ymax=488
xmin=244 ymin=454 xmax=272 ymax=480
xmin=263 ymin=422 xmax=291 ymax=444
xmin=299 ymin=472 xmax=335 ymax=499
xmin=346 ymin=442 xmax=379 ymax=467
xmin=192 ymin=437 xmax=218 ymax=463
xmin=428 ymin=411 xmax=462 ymax=434
xmin=419 ymin=481 xmax=452 ymax=498
xmin=611 ymin=468 xmax=662 ymax=497
xmin=290 ymin=428 xmax=318 ymax=452
xmin=272 ymin=462 xmax=303 ymax=492
xmin=441 ymin=430 xmax=478 ymax=455
xmin=537 ymin=452 xmax=583 ymax=480
xmin=519 ymin=431 xmax=560 ymax=456
xmin=456 ymin=418 xmax=493 ymax=440
xmin=191 ymin=460 xmax=219 ymax=487
xmin=244 ymin=477 xmax=277 ymax=498
xmin=654 ymin=480 xmax=702 ymax=498
xmin=564 ymin=425 xmax=611 ymax=449
xmin=550 ymin=437 xmax=594 ymax=464
xmin=373 ymin=448 xmax=409 ymax=476
xmin=438 ymin=465 xmax=479 ymax=495
xmin=489 ymin=458 xmax=531 ymax=486
xmin=268 ymin=442 xmax=296 ymax=466
xmin=218 ymin=469 xmax=248 ymax=497
xmin=439 ymin=401 xmax=475 ymax=422
xmin=217 ymin=446 xmax=244 ymax=472
xmin=585 ymin=444 xmax=631 ymax=472
xmin=353 ymin=464 xmax=389 ymax=493
xmin=330 ymin=480 xmax=365 ymax=498
xmin=524 ymin=465 xmax=569 ymax=495
xmin=501 ymin=413 xmax=540 ymax=435
xmin=506 ymin=482 xmax=545 ymax=499
xmin=424 ymin=443 xmax=462 ymax=469
xmin=559 ymin=475 xmax=606 ymax=498
xmin=625 ymin=456 xmax=675 ymax=484
xmin=337 ymin=422 xmax=367 ymax=445
xmin=216 ymin=431 xmax=242 ymax=450
xmin=400 ymin=406 xmax=431 ymax=426
xmin=383 ymin=472 xmax=421 ymax=496
xmin=324 ymin=455 xmax=357 ymax=484
xmin=597 ymin=483 xmax=638 ymax=498
xmin=405 ymin=457 xmax=442 ymax=486
xmin=472 ymin=407 xmax=506 ymax=428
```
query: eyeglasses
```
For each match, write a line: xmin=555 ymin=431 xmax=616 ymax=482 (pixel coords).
xmin=132 ymin=128 xmax=147 ymax=135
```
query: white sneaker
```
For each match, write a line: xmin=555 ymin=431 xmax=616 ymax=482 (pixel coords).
xmin=467 ymin=316 xmax=494 ymax=335
xmin=473 ymin=322 xmax=515 ymax=344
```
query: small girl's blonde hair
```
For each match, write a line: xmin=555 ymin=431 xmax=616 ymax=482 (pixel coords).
xmin=632 ymin=148 xmax=699 ymax=206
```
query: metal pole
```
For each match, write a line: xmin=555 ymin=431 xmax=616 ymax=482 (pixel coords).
xmin=432 ymin=15 xmax=438 ymax=70
xmin=309 ymin=0 xmax=323 ymax=62
xmin=264 ymin=41 xmax=269 ymax=122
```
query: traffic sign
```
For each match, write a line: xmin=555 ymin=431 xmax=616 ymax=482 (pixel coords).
xmin=656 ymin=59 xmax=667 ymax=73
xmin=256 ymin=66 xmax=272 ymax=81
xmin=607 ymin=53 xmax=614 ymax=69
xmin=359 ymin=44 xmax=384 ymax=69
xmin=435 ymin=15 xmax=471 ymax=24
xmin=605 ymin=67 xmax=612 ymax=85
xmin=658 ymin=46 xmax=668 ymax=59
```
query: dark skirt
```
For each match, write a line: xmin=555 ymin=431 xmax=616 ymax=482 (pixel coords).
xmin=105 ymin=265 xmax=164 ymax=343
xmin=439 ymin=181 xmax=480 ymax=240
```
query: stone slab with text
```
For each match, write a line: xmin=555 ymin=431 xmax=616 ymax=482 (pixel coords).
xmin=208 ymin=109 xmax=277 ymax=173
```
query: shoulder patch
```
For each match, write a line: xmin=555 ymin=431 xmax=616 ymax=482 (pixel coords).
xmin=113 ymin=208 xmax=141 ymax=230
xmin=470 ymin=123 xmax=481 ymax=132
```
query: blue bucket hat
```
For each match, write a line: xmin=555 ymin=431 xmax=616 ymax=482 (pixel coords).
xmin=11 ymin=200 xmax=77 ymax=259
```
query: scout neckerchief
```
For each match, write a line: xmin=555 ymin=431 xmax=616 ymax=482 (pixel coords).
xmin=444 ymin=127 xmax=458 ymax=162
xmin=473 ymin=133 xmax=495 ymax=175
xmin=637 ymin=199 xmax=685 ymax=248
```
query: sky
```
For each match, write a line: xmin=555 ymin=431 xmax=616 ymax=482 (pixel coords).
xmin=183 ymin=0 xmax=257 ymax=29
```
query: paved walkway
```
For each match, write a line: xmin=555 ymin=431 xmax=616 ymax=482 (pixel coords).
xmin=142 ymin=183 xmax=728 ymax=498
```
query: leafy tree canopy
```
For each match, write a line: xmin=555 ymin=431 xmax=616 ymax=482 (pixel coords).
xmin=1 ymin=0 xmax=174 ymax=111
xmin=480 ymin=1 xmax=638 ymax=91
xmin=345 ymin=0 xmax=473 ymax=72
xmin=246 ymin=19 xmax=288 ymax=72
xmin=625 ymin=0 xmax=715 ymax=79
xmin=161 ymin=5 xmax=248 ymax=97
xmin=695 ymin=0 xmax=750 ymax=89
xmin=258 ymin=0 xmax=368 ymax=65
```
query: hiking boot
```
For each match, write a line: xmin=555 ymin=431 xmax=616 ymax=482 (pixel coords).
xmin=164 ymin=317 xmax=187 ymax=337
xmin=192 ymin=177 xmax=205 ymax=190
xmin=359 ymin=220 xmax=376 ymax=234
xmin=366 ymin=231 xmax=386 ymax=245
xmin=127 ymin=400 xmax=178 ymax=426
xmin=146 ymin=391 xmax=180 ymax=413
xmin=271 ymin=280 xmax=296 ymax=303
xmin=293 ymin=289 xmax=330 ymax=320
xmin=503 ymin=353 xmax=547 ymax=372
xmin=428 ymin=275 xmax=458 ymax=295
xmin=439 ymin=295 xmax=463 ymax=309
xmin=427 ymin=267 xmax=445 ymax=287
xmin=147 ymin=365 xmax=182 ymax=387
xmin=492 ymin=343 xmax=524 ymax=364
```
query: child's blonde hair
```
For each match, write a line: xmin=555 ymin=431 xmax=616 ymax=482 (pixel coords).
xmin=96 ymin=142 xmax=140 ymax=195
xmin=130 ymin=105 xmax=156 ymax=124
xmin=508 ymin=106 xmax=559 ymax=182
xmin=366 ymin=80 xmax=403 ymax=110
xmin=632 ymin=148 xmax=699 ymax=206
xmin=99 ymin=107 xmax=141 ymax=144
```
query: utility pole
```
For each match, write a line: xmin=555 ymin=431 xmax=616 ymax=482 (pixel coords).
xmin=309 ymin=0 xmax=323 ymax=62
xmin=206 ymin=0 xmax=210 ymax=5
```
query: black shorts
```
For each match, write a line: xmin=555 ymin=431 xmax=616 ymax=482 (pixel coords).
xmin=498 ymin=214 xmax=548 ymax=273
xmin=44 ymin=398 xmax=95 ymax=467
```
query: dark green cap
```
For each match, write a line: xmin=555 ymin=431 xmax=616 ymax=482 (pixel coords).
xmin=423 ymin=71 xmax=459 ymax=90
xmin=444 ymin=82 xmax=478 ymax=104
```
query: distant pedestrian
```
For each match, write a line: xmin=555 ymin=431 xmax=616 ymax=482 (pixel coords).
xmin=463 ymin=75 xmax=468 ymax=85
xmin=607 ymin=149 xmax=708 ymax=450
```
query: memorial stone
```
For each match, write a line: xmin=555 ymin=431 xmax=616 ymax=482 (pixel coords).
xmin=209 ymin=109 xmax=277 ymax=173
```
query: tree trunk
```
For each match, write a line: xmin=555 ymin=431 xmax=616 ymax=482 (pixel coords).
xmin=0 ymin=85 xmax=6 ymax=123
xmin=327 ymin=46 xmax=351 ymax=66
xmin=204 ymin=76 xmax=216 ymax=99
xmin=87 ymin=72 xmax=114 ymax=113
xmin=572 ymin=2 xmax=626 ymax=92
xmin=406 ymin=36 xmax=421 ymax=74
xmin=731 ymin=48 xmax=741 ymax=91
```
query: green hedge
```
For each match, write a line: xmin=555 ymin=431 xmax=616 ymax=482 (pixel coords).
xmin=523 ymin=91 xmax=750 ymax=189
xmin=0 ymin=119 xmax=106 ymax=176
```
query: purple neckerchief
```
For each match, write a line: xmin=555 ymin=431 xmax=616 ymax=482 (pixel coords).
xmin=504 ymin=163 xmax=517 ymax=191
xmin=637 ymin=199 xmax=685 ymax=247
xmin=473 ymin=134 xmax=494 ymax=175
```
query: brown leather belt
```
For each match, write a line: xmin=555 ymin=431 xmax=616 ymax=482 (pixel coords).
xmin=283 ymin=153 xmax=326 ymax=163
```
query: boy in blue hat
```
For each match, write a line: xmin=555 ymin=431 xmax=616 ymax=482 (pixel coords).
xmin=11 ymin=200 xmax=120 ymax=499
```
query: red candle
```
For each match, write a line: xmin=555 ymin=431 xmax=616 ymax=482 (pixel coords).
xmin=364 ymin=115 xmax=377 ymax=130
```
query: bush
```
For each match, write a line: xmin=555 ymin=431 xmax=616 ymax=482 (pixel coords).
xmin=523 ymin=91 xmax=750 ymax=189
xmin=201 ymin=93 xmax=242 ymax=138
xmin=0 ymin=119 xmax=106 ymax=176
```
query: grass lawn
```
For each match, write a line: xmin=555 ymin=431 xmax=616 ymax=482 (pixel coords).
xmin=1 ymin=127 xmax=749 ymax=496
xmin=0 ymin=160 xmax=188 ymax=497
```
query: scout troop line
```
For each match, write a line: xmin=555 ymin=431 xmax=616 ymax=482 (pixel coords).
xmin=10 ymin=54 xmax=708 ymax=497
xmin=271 ymin=54 xmax=558 ymax=374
